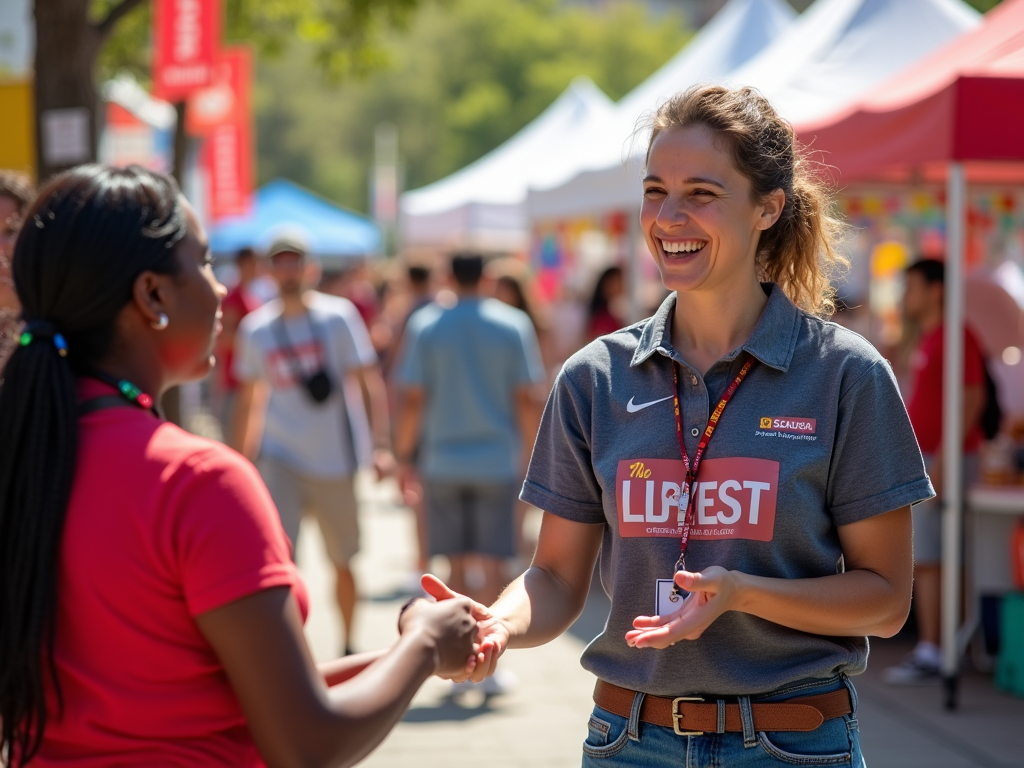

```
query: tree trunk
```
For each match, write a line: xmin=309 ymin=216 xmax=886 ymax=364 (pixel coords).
xmin=33 ymin=0 xmax=102 ymax=181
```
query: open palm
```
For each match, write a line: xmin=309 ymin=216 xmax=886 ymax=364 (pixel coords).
xmin=625 ymin=566 xmax=734 ymax=649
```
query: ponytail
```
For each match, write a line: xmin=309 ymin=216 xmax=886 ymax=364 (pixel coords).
xmin=758 ymin=167 xmax=845 ymax=317
xmin=0 ymin=165 xmax=185 ymax=765
xmin=0 ymin=325 xmax=78 ymax=763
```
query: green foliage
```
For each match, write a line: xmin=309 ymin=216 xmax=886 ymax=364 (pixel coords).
xmin=91 ymin=0 xmax=428 ymax=85
xmin=91 ymin=0 xmax=152 ymax=82
xmin=255 ymin=0 xmax=690 ymax=212
xmin=222 ymin=0 xmax=423 ymax=79
xmin=963 ymin=0 xmax=1004 ymax=11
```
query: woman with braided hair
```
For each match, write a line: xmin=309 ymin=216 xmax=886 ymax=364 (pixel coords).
xmin=0 ymin=165 xmax=478 ymax=767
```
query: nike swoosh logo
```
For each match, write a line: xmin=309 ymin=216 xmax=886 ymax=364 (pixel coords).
xmin=626 ymin=395 xmax=674 ymax=413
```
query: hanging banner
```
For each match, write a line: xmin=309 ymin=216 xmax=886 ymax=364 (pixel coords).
xmin=152 ymin=0 xmax=220 ymax=101
xmin=185 ymin=73 xmax=235 ymax=135
xmin=201 ymin=47 xmax=253 ymax=220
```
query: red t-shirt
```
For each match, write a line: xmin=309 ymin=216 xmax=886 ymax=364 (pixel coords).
xmin=906 ymin=324 xmax=985 ymax=454
xmin=36 ymin=380 xmax=308 ymax=767
xmin=219 ymin=284 xmax=262 ymax=391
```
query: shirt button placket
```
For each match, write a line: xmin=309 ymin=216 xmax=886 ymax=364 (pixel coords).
xmin=683 ymin=368 xmax=709 ymax=454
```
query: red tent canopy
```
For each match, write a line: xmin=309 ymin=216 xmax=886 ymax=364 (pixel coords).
xmin=796 ymin=0 xmax=1024 ymax=183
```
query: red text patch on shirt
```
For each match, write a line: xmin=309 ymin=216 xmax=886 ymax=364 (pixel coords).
xmin=267 ymin=340 xmax=323 ymax=388
xmin=759 ymin=416 xmax=816 ymax=434
xmin=615 ymin=457 xmax=779 ymax=541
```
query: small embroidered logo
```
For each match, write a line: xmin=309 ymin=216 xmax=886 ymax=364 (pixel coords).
xmin=626 ymin=395 xmax=674 ymax=413
xmin=760 ymin=417 xmax=816 ymax=434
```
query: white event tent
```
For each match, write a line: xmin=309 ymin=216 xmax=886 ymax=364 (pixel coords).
xmin=526 ymin=0 xmax=795 ymax=214
xmin=526 ymin=0 xmax=981 ymax=223
xmin=399 ymin=77 xmax=613 ymax=252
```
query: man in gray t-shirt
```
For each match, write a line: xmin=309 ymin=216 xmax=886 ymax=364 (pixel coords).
xmin=395 ymin=254 xmax=544 ymax=606
xmin=232 ymin=236 xmax=394 ymax=655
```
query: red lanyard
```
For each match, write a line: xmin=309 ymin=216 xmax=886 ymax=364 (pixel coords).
xmin=671 ymin=354 xmax=754 ymax=582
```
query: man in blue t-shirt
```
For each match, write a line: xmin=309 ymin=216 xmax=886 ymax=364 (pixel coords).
xmin=395 ymin=253 xmax=544 ymax=607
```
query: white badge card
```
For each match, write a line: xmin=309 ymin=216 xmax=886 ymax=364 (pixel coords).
xmin=655 ymin=578 xmax=690 ymax=617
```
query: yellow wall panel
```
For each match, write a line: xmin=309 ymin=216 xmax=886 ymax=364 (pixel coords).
xmin=0 ymin=80 xmax=36 ymax=178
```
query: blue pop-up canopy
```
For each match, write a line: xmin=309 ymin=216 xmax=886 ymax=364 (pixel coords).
xmin=209 ymin=179 xmax=381 ymax=261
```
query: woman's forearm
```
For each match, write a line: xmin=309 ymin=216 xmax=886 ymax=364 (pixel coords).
xmin=321 ymin=631 xmax=437 ymax=768
xmin=491 ymin=513 xmax=604 ymax=649
xmin=318 ymin=649 xmax=388 ymax=687
xmin=732 ymin=568 xmax=910 ymax=638
xmin=494 ymin=564 xmax=591 ymax=649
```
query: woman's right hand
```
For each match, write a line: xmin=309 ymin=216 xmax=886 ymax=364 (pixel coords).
xmin=398 ymin=595 xmax=479 ymax=677
xmin=420 ymin=574 xmax=511 ymax=683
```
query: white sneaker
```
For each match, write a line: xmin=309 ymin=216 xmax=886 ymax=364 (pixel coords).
xmin=882 ymin=653 xmax=941 ymax=685
xmin=480 ymin=669 xmax=517 ymax=696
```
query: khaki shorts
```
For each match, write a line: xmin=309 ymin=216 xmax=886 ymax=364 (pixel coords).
xmin=423 ymin=479 xmax=517 ymax=558
xmin=257 ymin=455 xmax=359 ymax=568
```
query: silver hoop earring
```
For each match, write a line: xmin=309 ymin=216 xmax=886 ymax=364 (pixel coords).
xmin=151 ymin=313 xmax=169 ymax=331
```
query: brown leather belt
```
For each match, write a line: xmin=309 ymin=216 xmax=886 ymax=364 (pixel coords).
xmin=594 ymin=680 xmax=852 ymax=736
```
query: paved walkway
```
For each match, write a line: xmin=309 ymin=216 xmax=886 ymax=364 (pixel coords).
xmin=297 ymin=474 xmax=1024 ymax=768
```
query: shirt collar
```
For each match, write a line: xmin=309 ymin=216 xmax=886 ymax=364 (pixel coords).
xmin=630 ymin=283 xmax=802 ymax=373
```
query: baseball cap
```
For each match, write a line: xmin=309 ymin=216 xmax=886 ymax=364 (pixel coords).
xmin=266 ymin=230 xmax=310 ymax=260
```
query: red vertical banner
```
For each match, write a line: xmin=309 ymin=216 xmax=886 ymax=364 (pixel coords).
xmin=153 ymin=0 xmax=220 ymax=101
xmin=201 ymin=47 xmax=254 ymax=220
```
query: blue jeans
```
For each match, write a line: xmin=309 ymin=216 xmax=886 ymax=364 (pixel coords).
xmin=582 ymin=675 xmax=864 ymax=768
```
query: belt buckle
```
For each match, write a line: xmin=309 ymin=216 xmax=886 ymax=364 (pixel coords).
xmin=671 ymin=696 xmax=704 ymax=736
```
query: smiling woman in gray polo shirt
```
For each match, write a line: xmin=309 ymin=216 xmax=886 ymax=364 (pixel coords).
xmin=422 ymin=85 xmax=932 ymax=767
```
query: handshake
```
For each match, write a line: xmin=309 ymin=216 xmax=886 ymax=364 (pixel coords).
xmin=396 ymin=574 xmax=509 ymax=681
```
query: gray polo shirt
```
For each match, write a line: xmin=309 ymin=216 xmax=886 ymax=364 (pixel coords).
xmin=522 ymin=284 xmax=933 ymax=697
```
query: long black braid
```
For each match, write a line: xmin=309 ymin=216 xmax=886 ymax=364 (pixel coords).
xmin=0 ymin=165 xmax=186 ymax=765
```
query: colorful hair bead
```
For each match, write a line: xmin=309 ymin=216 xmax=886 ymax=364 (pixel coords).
xmin=53 ymin=334 xmax=68 ymax=357
xmin=118 ymin=380 xmax=142 ymax=401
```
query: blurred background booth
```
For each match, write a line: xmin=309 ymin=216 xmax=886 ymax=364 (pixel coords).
xmin=795 ymin=0 xmax=1024 ymax=707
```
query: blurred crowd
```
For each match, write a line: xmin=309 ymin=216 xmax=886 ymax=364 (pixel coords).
xmin=3 ymin=167 xmax=1022 ymax=688
xmin=193 ymin=238 xmax=638 ymax=670
xmin=209 ymin=249 xmax=634 ymax=402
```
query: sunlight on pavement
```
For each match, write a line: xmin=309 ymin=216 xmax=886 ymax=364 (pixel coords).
xmin=297 ymin=473 xmax=597 ymax=767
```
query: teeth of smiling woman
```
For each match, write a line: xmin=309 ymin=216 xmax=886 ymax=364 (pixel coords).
xmin=661 ymin=240 xmax=706 ymax=253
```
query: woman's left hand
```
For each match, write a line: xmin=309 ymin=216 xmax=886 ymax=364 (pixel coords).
xmin=625 ymin=566 xmax=738 ymax=649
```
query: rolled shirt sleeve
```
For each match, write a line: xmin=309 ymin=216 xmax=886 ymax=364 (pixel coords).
xmin=521 ymin=366 xmax=606 ymax=523
xmin=827 ymin=359 xmax=935 ymax=526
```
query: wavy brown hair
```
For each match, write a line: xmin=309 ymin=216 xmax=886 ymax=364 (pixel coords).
xmin=646 ymin=84 xmax=846 ymax=317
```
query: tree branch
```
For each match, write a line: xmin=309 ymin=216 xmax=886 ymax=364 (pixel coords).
xmin=96 ymin=0 xmax=149 ymax=42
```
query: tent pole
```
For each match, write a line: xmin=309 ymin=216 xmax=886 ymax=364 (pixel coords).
xmin=627 ymin=208 xmax=643 ymax=323
xmin=941 ymin=162 xmax=966 ymax=711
